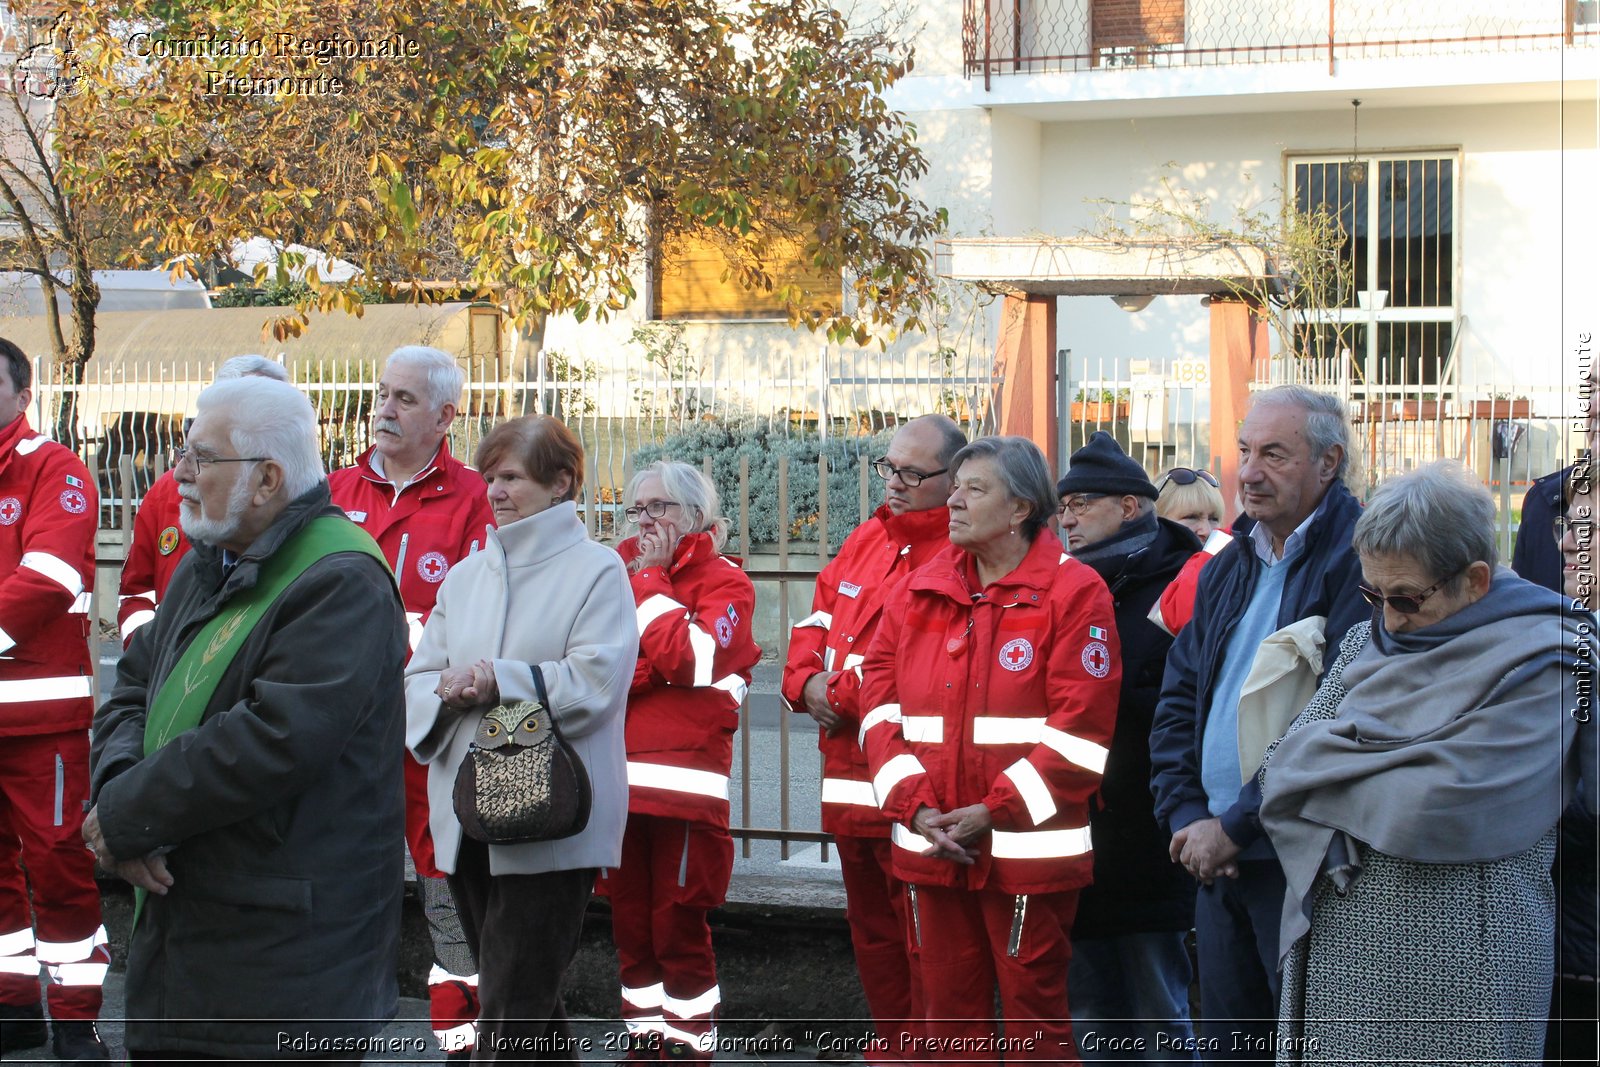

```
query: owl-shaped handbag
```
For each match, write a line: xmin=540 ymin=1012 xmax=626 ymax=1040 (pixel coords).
xmin=452 ymin=671 xmax=591 ymax=844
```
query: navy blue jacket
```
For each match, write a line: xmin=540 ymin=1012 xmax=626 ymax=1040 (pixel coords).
xmin=1149 ymin=481 xmax=1367 ymax=849
xmin=1511 ymin=465 xmax=1568 ymax=594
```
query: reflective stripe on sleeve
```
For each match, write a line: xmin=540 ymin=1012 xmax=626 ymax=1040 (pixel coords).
xmin=686 ymin=624 xmax=717 ymax=687
xmin=118 ymin=610 xmax=156 ymax=642
xmin=1039 ymin=725 xmax=1110 ymax=774
xmin=21 ymin=551 xmax=84 ymax=596
xmin=794 ymin=610 xmax=833 ymax=630
xmin=0 ymin=627 xmax=13 ymax=656
xmin=890 ymin=821 xmax=924 ymax=853
xmin=626 ymin=762 xmax=730 ymax=801
xmin=1002 ymin=759 xmax=1058 ymax=825
xmin=820 ymin=777 xmax=877 ymax=807
xmin=871 ymin=752 xmax=927 ymax=807
xmin=900 ymin=715 xmax=944 ymax=743
xmin=636 ymin=594 xmax=688 ymax=633
xmin=0 ymin=928 xmax=35 ymax=955
xmin=0 ymin=676 xmax=93 ymax=703
xmin=990 ymin=826 xmax=1093 ymax=859
xmin=70 ymin=592 xmax=91 ymax=614
xmin=857 ymin=703 xmax=903 ymax=747
xmin=709 ymin=673 xmax=749 ymax=705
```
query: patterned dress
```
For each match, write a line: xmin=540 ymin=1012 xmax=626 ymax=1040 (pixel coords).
xmin=1265 ymin=622 xmax=1557 ymax=1066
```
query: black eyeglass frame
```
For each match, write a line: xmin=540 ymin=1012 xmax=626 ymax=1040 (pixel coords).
xmin=1056 ymin=493 xmax=1108 ymax=517
xmin=1357 ymin=565 xmax=1468 ymax=615
xmin=1155 ymin=467 xmax=1221 ymax=492
xmin=871 ymin=458 xmax=949 ymax=488
xmin=1554 ymin=515 xmax=1595 ymax=545
xmin=623 ymin=500 xmax=683 ymax=524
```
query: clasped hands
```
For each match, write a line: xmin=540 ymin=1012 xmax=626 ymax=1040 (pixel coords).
xmin=1169 ymin=816 xmax=1241 ymax=885
xmin=438 ymin=659 xmax=499 ymax=709
xmin=910 ymin=803 xmax=992 ymax=866
xmin=82 ymin=805 xmax=174 ymax=896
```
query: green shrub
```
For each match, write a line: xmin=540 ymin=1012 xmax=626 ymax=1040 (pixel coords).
xmin=633 ymin=421 xmax=893 ymax=552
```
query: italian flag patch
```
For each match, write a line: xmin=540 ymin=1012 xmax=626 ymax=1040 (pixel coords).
xmin=1088 ymin=625 xmax=1107 ymax=640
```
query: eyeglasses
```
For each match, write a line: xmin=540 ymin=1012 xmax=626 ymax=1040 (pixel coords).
xmin=1156 ymin=468 xmax=1221 ymax=492
xmin=624 ymin=500 xmax=681 ymax=524
xmin=872 ymin=459 xmax=949 ymax=488
xmin=1357 ymin=566 xmax=1466 ymax=615
xmin=175 ymin=446 xmax=269 ymax=471
xmin=1554 ymin=516 xmax=1595 ymax=545
xmin=1056 ymin=494 xmax=1106 ymax=517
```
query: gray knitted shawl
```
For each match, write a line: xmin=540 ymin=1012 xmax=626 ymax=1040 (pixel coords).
xmin=1260 ymin=569 xmax=1593 ymax=961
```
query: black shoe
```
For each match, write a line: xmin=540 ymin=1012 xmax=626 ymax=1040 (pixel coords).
xmin=50 ymin=1019 xmax=110 ymax=1063
xmin=0 ymin=1003 xmax=48 ymax=1054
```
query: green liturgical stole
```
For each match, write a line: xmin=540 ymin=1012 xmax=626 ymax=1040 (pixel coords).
xmin=133 ymin=515 xmax=390 ymax=923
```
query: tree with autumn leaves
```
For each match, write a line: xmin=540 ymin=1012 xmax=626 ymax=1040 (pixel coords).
xmin=55 ymin=0 xmax=946 ymax=353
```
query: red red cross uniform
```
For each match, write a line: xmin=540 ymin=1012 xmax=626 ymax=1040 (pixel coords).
xmin=600 ymin=532 xmax=759 ymax=1058
xmin=329 ymin=443 xmax=494 ymax=1053
xmin=859 ymin=536 xmax=1121 ymax=1061
xmin=780 ymin=504 xmax=949 ymax=1056
xmin=116 ymin=471 xmax=187 ymax=647
xmin=1148 ymin=528 xmax=1233 ymax=636
xmin=0 ymin=415 xmax=108 ymax=1024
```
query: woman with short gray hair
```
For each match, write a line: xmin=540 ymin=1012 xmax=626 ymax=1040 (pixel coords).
xmin=857 ymin=434 xmax=1122 ymax=1056
xmin=1260 ymin=460 xmax=1595 ymax=1064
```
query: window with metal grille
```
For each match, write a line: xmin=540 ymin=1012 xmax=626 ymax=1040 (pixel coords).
xmin=1290 ymin=153 xmax=1458 ymax=394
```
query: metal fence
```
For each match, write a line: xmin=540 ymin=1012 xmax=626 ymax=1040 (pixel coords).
xmin=39 ymin=349 xmax=1584 ymax=856
xmin=964 ymin=0 xmax=1597 ymax=86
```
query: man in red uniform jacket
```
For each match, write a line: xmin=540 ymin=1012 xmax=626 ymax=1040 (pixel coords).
xmin=117 ymin=356 xmax=292 ymax=647
xmin=780 ymin=414 xmax=966 ymax=1058
xmin=0 ymin=338 xmax=108 ymax=1061
xmin=328 ymin=345 xmax=493 ymax=1059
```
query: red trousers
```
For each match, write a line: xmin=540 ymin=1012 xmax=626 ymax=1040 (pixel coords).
xmin=0 ymin=731 xmax=107 ymax=1021
xmin=600 ymin=814 xmax=733 ymax=1059
xmin=837 ymin=835 xmax=924 ymax=1062
xmin=913 ymin=885 xmax=1079 ymax=1066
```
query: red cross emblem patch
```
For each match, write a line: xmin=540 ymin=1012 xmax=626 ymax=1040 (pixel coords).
xmin=998 ymin=637 xmax=1034 ymax=672
xmin=416 ymin=551 xmax=449 ymax=583
xmin=59 ymin=489 xmax=87 ymax=515
xmin=1082 ymin=640 xmax=1111 ymax=678
xmin=0 ymin=497 xmax=20 ymax=526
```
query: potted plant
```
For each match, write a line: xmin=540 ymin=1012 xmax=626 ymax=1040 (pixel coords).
xmin=1071 ymin=388 xmax=1131 ymax=422
xmin=1470 ymin=394 xmax=1533 ymax=419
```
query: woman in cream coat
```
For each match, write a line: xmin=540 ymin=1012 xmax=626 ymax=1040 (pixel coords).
xmin=406 ymin=415 xmax=637 ymax=1061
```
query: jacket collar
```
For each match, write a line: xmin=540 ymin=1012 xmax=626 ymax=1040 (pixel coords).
xmin=876 ymin=503 xmax=951 ymax=545
xmin=1084 ymin=516 xmax=1202 ymax=589
xmin=489 ymin=500 xmax=588 ymax=567
xmin=0 ymin=413 xmax=36 ymax=478
xmin=355 ymin=441 xmax=452 ymax=488
xmin=1230 ymin=480 xmax=1361 ymax=565
xmin=912 ymin=530 xmax=1067 ymax=602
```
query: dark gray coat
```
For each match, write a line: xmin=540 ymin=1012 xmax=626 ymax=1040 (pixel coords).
xmin=90 ymin=484 xmax=407 ymax=1057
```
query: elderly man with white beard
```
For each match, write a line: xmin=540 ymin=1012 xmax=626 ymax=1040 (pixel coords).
xmin=83 ymin=376 xmax=408 ymax=1061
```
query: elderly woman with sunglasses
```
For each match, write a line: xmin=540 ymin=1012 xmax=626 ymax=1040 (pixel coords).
xmin=601 ymin=461 xmax=759 ymax=1060
xmin=1258 ymin=460 xmax=1596 ymax=1065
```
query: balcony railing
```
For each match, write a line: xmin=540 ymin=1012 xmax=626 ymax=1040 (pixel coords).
xmin=963 ymin=0 xmax=1598 ymax=88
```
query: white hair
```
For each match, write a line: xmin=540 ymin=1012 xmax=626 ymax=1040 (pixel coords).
xmin=215 ymin=354 xmax=290 ymax=383
xmin=384 ymin=346 xmax=463 ymax=413
xmin=627 ymin=460 xmax=730 ymax=550
xmin=196 ymin=378 xmax=324 ymax=498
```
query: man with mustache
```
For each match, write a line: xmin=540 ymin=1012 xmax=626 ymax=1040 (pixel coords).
xmin=116 ymin=356 xmax=292 ymax=648
xmin=328 ymin=345 xmax=494 ymax=1060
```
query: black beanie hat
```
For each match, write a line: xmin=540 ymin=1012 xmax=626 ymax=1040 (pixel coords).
xmin=1055 ymin=431 xmax=1158 ymax=500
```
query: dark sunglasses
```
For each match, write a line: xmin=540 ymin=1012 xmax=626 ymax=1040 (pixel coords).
xmin=1357 ymin=566 xmax=1466 ymax=615
xmin=1156 ymin=468 xmax=1221 ymax=492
